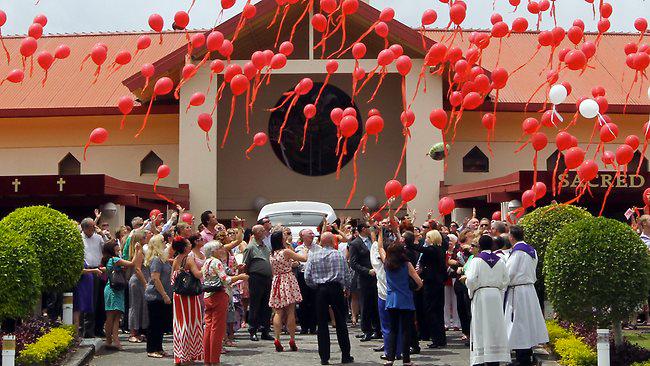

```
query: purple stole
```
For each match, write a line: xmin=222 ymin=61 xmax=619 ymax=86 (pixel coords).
xmin=512 ymin=242 xmax=536 ymax=259
xmin=477 ymin=251 xmax=500 ymax=268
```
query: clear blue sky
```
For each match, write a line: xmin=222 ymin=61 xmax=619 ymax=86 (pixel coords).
xmin=1 ymin=0 xmax=646 ymax=36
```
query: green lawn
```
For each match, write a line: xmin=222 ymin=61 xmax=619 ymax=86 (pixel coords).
xmin=625 ymin=330 xmax=650 ymax=350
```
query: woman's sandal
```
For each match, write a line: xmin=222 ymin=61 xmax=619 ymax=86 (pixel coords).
xmin=128 ymin=336 xmax=141 ymax=343
xmin=148 ymin=352 xmax=163 ymax=358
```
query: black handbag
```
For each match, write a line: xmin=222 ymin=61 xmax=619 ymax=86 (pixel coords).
xmin=107 ymin=258 xmax=127 ymax=291
xmin=172 ymin=256 xmax=203 ymax=296
xmin=202 ymin=259 xmax=225 ymax=293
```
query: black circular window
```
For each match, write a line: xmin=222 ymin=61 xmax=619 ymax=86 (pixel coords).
xmin=268 ymin=82 xmax=363 ymax=176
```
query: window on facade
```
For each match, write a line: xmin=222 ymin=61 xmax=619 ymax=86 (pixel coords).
xmin=628 ymin=151 xmax=648 ymax=173
xmin=462 ymin=146 xmax=489 ymax=172
xmin=268 ymin=82 xmax=362 ymax=176
xmin=140 ymin=151 xmax=163 ymax=175
xmin=546 ymin=150 xmax=566 ymax=173
xmin=58 ymin=153 xmax=81 ymax=175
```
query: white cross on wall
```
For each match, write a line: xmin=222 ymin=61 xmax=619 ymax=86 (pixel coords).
xmin=57 ymin=178 xmax=66 ymax=192
xmin=11 ymin=179 xmax=20 ymax=193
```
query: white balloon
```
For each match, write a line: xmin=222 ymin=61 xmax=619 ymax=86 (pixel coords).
xmin=549 ymin=84 xmax=568 ymax=105
xmin=579 ymin=99 xmax=599 ymax=119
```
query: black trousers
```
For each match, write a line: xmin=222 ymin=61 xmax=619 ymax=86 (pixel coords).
xmin=413 ymin=288 xmax=428 ymax=341
xmin=424 ymin=282 xmax=446 ymax=346
xmin=454 ymin=279 xmax=471 ymax=335
xmin=248 ymin=273 xmax=272 ymax=334
xmin=359 ymin=279 xmax=381 ymax=335
xmin=386 ymin=309 xmax=414 ymax=363
xmin=316 ymin=282 xmax=351 ymax=363
xmin=297 ymin=271 xmax=317 ymax=332
xmin=146 ymin=300 xmax=166 ymax=353
xmin=515 ymin=348 xmax=534 ymax=366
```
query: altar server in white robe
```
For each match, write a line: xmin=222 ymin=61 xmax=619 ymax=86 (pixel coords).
xmin=464 ymin=235 xmax=510 ymax=366
xmin=504 ymin=225 xmax=549 ymax=366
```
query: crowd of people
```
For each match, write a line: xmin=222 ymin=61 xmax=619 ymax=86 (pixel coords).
xmin=73 ymin=203 xmax=553 ymax=366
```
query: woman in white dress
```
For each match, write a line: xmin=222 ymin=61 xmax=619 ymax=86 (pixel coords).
xmin=463 ymin=235 xmax=510 ymax=366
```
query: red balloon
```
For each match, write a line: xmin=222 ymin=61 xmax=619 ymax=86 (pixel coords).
xmin=565 ymin=50 xmax=587 ymax=70
xmin=230 ymin=74 xmax=249 ymax=96
xmin=343 ymin=107 xmax=357 ymax=118
xmin=190 ymin=33 xmax=205 ymax=49
xmin=385 ymin=180 xmax=402 ymax=199
xmin=197 ymin=113 xmax=213 ymax=133
xmin=429 ymin=109 xmax=447 ymax=130
xmin=304 ymin=104 xmax=316 ymax=119
xmin=189 ymin=92 xmax=206 ymax=108
xmin=157 ymin=165 xmax=171 ymax=179
xmin=54 ymin=44 xmax=71 ymax=59
xmin=20 ymin=37 xmax=38 ymax=58
xmin=599 ymin=123 xmax=618 ymax=143
xmin=401 ymin=184 xmax=418 ymax=202
xmin=375 ymin=22 xmax=389 ymax=38
xmin=635 ymin=18 xmax=648 ymax=33
xmin=219 ymin=40 xmax=234 ymax=58
xmin=174 ymin=11 xmax=190 ymax=29
xmin=522 ymin=189 xmax=536 ymax=208
xmin=522 ymin=117 xmax=540 ymax=134
xmin=153 ymin=77 xmax=174 ymax=95
xmin=490 ymin=13 xmax=503 ymax=25
xmin=253 ymin=132 xmax=268 ymax=146
xmin=368 ymin=109 xmax=381 ymax=117
xmin=601 ymin=150 xmax=615 ymax=165
xmin=379 ymin=7 xmax=395 ymax=22
xmin=89 ymin=127 xmax=108 ymax=144
xmin=206 ymin=31 xmax=225 ymax=51
xmin=148 ymin=14 xmax=164 ymax=32
xmin=491 ymin=21 xmax=509 ymax=38
xmin=462 ymin=92 xmax=483 ymax=110
xmin=330 ymin=108 xmax=343 ymax=126
xmin=326 ymin=60 xmax=339 ymax=74
xmin=377 ymin=49 xmax=394 ymax=66
xmin=425 ymin=43 xmax=447 ymax=66
xmin=633 ymin=52 xmax=650 ymax=71
xmin=422 ymin=9 xmax=437 ymax=25
xmin=28 ymin=23 xmax=43 ymax=39
xmin=616 ymin=144 xmax=634 ymax=165
xmin=625 ymin=135 xmax=640 ymax=150
xmin=555 ymin=132 xmax=573 ymax=151
xmin=352 ymin=43 xmax=367 ymax=59
xmin=395 ymin=56 xmax=412 ymax=76
xmin=118 ymin=95 xmax=134 ymax=115
xmin=492 ymin=211 xmax=502 ymax=221
xmin=150 ymin=209 xmax=162 ymax=220
xmin=482 ymin=113 xmax=496 ymax=130
xmin=340 ymin=116 xmax=358 ymax=138
xmin=271 ymin=53 xmax=287 ymax=69
xmin=573 ymin=19 xmax=585 ymax=30
xmin=114 ymin=50 xmax=132 ymax=66
xmin=296 ymin=78 xmax=313 ymax=95
xmin=366 ymin=115 xmax=384 ymax=135
xmin=577 ymin=159 xmax=598 ymax=182
xmin=567 ymin=26 xmax=583 ymax=45
xmin=311 ymin=13 xmax=327 ymax=33
xmin=598 ymin=19 xmax=611 ymax=33
xmin=551 ymin=26 xmax=565 ymax=46
xmin=565 ymin=147 xmax=585 ymax=169
xmin=243 ymin=62 xmax=257 ymax=80
xmin=531 ymin=132 xmax=548 ymax=151
xmin=438 ymin=197 xmax=455 ymax=216
xmin=600 ymin=2 xmax=613 ymax=18
xmin=625 ymin=42 xmax=639 ymax=56
xmin=538 ymin=31 xmax=553 ymax=47
xmin=33 ymin=14 xmax=47 ymax=27
xmin=243 ymin=3 xmax=257 ymax=19
xmin=644 ymin=188 xmax=650 ymax=206
xmin=561 ymin=81 xmax=573 ymax=96
xmin=37 ymin=51 xmax=54 ymax=70
xmin=181 ymin=213 xmax=194 ymax=225
xmin=511 ymin=17 xmax=528 ymax=32
xmin=90 ymin=45 xmax=107 ymax=66
xmin=533 ymin=182 xmax=547 ymax=200
xmin=401 ymin=110 xmax=415 ymax=128
xmin=141 ymin=63 xmax=155 ymax=77
xmin=279 ymin=41 xmax=294 ymax=56
xmin=491 ymin=67 xmax=509 ymax=89
xmin=222 ymin=0 xmax=236 ymax=9
xmin=449 ymin=3 xmax=466 ymax=25
xmin=5 ymin=69 xmax=24 ymax=84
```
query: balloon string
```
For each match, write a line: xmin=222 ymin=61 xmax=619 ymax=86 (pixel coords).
xmin=120 ymin=114 xmax=127 ymax=129
xmin=249 ymin=72 xmax=261 ymax=109
xmin=623 ymin=71 xmax=639 ymax=114
xmin=451 ymin=107 xmax=465 ymax=145
xmin=245 ymin=86 xmax=251 ymax=134
xmin=345 ymin=134 xmax=367 ymax=208
xmin=327 ymin=14 xmax=347 ymax=59
xmin=599 ymin=168 xmax=620 ymax=216
xmin=268 ymin=91 xmax=295 ymax=112
xmin=83 ymin=139 xmax=91 ymax=161
xmin=187 ymin=0 xmax=196 ymax=13
xmin=80 ymin=54 xmax=90 ymax=71
xmin=0 ymin=31 xmax=10 ymax=64
xmin=267 ymin=4 xmax=282 ymax=29
xmin=336 ymin=134 xmax=342 ymax=156
xmin=300 ymin=116 xmax=312 ymax=151
xmin=314 ymin=13 xmax=342 ymax=56
xmin=135 ymin=94 xmax=156 ymax=138
xmin=337 ymin=21 xmax=378 ymax=58
xmin=495 ymin=38 xmax=502 ymax=68
xmin=561 ymin=111 xmax=579 ymax=131
xmin=221 ymin=96 xmax=237 ymax=148
xmin=41 ymin=70 xmax=48 ymax=87
xmin=514 ymin=137 xmax=531 ymax=154
xmin=371 ymin=200 xmax=390 ymax=220
xmin=336 ymin=138 xmax=348 ymax=179
xmin=532 ymin=151 xmax=538 ymax=188
xmin=557 ymin=168 xmax=568 ymax=195
xmin=585 ymin=120 xmax=599 ymax=154
xmin=393 ymin=202 xmax=406 ymax=218
xmin=245 ymin=143 xmax=256 ymax=160
xmin=524 ymin=79 xmax=549 ymax=113
xmin=153 ymin=178 xmax=177 ymax=205
xmin=289 ymin=0 xmax=312 ymax=44
xmin=30 ymin=56 xmax=34 ymax=78
xmin=637 ymin=139 xmax=649 ymax=175
xmin=552 ymin=152 xmax=561 ymax=196
xmin=511 ymin=46 xmax=541 ymax=77
xmin=92 ymin=65 xmax=101 ymax=84
xmin=368 ymin=67 xmax=387 ymax=103
xmin=232 ymin=1 xmax=250 ymax=44
xmin=351 ymin=64 xmax=359 ymax=104
xmin=205 ymin=132 xmax=212 ymax=152
xmin=314 ymin=74 xmax=331 ymax=107
xmin=277 ymin=96 xmax=298 ymax=143
xmin=274 ymin=5 xmax=291 ymax=48
xmin=400 ymin=76 xmax=406 ymax=111
xmin=393 ymin=133 xmax=409 ymax=180
xmin=355 ymin=65 xmax=379 ymax=96
xmin=143 ymin=76 xmax=151 ymax=92
xmin=408 ymin=64 xmax=426 ymax=109
xmin=159 ymin=32 xmax=163 ymax=45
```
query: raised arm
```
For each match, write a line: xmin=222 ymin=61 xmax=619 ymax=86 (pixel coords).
xmin=407 ymin=262 xmax=423 ymax=290
xmin=285 ymin=248 xmax=308 ymax=262
xmin=224 ymin=227 xmax=244 ymax=251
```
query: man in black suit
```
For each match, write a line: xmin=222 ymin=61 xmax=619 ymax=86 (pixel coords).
xmin=407 ymin=229 xmax=448 ymax=349
xmin=348 ymin=223 xmax=381 ymax=341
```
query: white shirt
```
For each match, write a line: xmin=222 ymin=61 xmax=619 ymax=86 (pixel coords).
xmin=263 ymin=234 xmax=271 ymax=251
xmin=295 ymin=242 xmax=322 ymax=272
xmin=370 ymin=241 xmax=387 ymax=300
xmin=83 ymin=232 xmax=105 ymax=267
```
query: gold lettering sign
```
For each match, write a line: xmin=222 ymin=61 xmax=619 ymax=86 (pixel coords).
xmin=557 ymin=173 xmax=646 ymax=189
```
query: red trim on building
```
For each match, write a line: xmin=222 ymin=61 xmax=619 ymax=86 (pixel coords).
xmin=0 ymin=104 xmax=179 ymax=118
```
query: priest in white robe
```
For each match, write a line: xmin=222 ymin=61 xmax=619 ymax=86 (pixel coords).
xmin=504 ymin=225 xmax=549 ymax=366
xmin=464 ymin=235 xmax=510 ymax=366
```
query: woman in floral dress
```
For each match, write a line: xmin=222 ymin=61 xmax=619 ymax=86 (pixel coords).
xmin=268 ymin=230 xmax=309 ymax=352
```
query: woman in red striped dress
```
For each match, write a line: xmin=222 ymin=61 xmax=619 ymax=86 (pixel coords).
xmin=171 ymin=237 xmax=204 ymax=365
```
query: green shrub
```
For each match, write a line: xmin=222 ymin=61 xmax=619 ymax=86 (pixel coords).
xmin=16 ymin=327 xmax=74 ymax=365
xmin=545 ymin=217 xmax=650 ymax=327
xmin=631 ymin=362 xmax=650 ymax=366
xmin=0 ymin=225 xmax=41 ymax=321
xmin=546 ymin=320 xmax=573 ymax=345
xmin=520 ymin=204 xmax=592 ymax=275
xmin=554 ymin=336 xmax=597 ymax=366
xmin=0 ymin=206 xmax=84 ymax=292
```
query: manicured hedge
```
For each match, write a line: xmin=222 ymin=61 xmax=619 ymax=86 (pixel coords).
xmin=0 ymin=206 xmax=84 ymax=292
xmin=0 ymin=225 xmax=41 ymax=321
xmin=16 ymin=326 xmax=76 ymax=366
xmin=546 ymin=320 xmax=597 ymax=366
